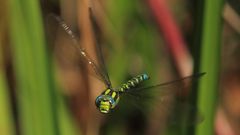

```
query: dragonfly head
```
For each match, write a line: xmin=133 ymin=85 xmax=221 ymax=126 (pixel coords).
xmin=95 ymin=94 xmax=118 ymax=114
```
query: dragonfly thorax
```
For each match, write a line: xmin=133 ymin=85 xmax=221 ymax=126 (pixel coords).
xmin=95 ymin=89 xmax=120 ymax=113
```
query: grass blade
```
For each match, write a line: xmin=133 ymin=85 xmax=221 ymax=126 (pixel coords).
xmin=195 ymin=0 xmax=224 ymax=135
xmin=8 ymin=0 xmax=59 ymax=134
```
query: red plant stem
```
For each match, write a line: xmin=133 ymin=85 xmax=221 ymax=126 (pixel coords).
xmin=147 ymin=0 xmax=193 ymax=77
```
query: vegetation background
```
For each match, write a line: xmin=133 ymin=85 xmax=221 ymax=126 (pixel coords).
xmin=1 ymin=0 xmax=240 ymax=135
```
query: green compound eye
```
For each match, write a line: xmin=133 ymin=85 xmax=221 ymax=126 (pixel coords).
xmin=95 ymin=95 xmax=116 ymax=114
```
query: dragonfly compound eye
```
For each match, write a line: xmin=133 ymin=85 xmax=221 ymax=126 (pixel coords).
xmin=95 ymin=95 xmax=115 ymax=113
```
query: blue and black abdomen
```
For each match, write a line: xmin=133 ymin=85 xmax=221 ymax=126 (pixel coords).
xmin=119 ymin=74 xmax=149 ymax=93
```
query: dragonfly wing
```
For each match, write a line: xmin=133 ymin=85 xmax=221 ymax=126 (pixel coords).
xmin=47 ymin=14 xmax=111 ymax=88
xmin=127 ymin=72 xmax=206 ymax=94
xmin=167 ymin=102 xmax=204 ymax=126
xmin=89 ymin=8 xmax=112 ymax=88
xmin=121 ymin=72 xmax=206 ymax=126
xmin=122 ymin=72 xmax=206 ymax=105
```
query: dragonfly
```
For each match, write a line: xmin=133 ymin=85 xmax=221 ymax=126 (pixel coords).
xmin=49 ymin=8 xmax=206 ymax=114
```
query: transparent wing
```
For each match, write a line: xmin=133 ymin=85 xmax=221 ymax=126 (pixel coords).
xmin=120 ymin=72 xmax=206 ymax=127
xmin=126 ymin=72 xmax=205 ymax=94
xmin=123 ymin=72 xmax=205 ymax=104
xmin=89 ymin=8 xmax=112 ymax=88
xmin=47 ymin=13 xmax=112 ymax=88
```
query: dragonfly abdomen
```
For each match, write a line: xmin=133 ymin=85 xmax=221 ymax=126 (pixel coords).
xmin=119 ymin=74 xmax=149 ymax=92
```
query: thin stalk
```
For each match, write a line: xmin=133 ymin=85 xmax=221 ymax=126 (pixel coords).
xmin=0 ymin=1 xmax=15 ymax=135
xmin=147 ymin=0 xmax=193 ymax=77
xmin=8 ymin=0 xmax=59 ymax=135
xmin=195 ymin=0 xmax=224 ymax=135
xmin=0 ymin=32 xmax=15 ymax=135
xmin=0 ymin=70 xmax=15 ymax=135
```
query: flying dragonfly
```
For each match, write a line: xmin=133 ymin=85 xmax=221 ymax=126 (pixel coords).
xmin=49 ymin=8 xmax=205 ymax=114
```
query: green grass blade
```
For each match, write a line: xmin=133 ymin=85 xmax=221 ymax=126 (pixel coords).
xmin=0 ymin=2 xmax=15 ymax=134
xmin=0 ymin=73 xmax=15 ymax=135
xmin=8 ymin=0 xmax=59 ymax=135
xmin=195 ymin=0 xmax=224 ymax=135
xmin=0 ymin=45 xmax=15 ymax=135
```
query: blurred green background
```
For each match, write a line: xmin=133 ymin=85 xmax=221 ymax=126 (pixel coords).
xmin=2 ymin=0 xmax=240 ymax=135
